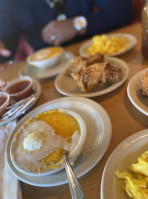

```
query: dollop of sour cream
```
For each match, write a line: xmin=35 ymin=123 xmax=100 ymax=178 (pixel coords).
xmin=23 ymin=130 xmax=45 ymax=152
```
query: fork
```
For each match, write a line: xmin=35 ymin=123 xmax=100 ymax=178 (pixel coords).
xmin=6 ymin=95 xmax=33 ymax=109
xmin=2 ymin=96 xmax=36 ymax=120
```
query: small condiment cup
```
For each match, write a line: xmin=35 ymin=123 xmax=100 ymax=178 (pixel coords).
xmin=4 ymin=76 xmax=33 ymax=101
xmin=0 ymin=92 xmax=10 ymax=118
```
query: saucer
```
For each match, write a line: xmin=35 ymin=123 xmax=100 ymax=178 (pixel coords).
xmin=19 ymin=52 xmax=73 ymax=80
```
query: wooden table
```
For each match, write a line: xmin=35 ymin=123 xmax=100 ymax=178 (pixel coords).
xmin=1 ymin=22 xmax=148 ymax=199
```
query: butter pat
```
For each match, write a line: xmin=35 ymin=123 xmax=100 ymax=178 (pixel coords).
xmin=23 ymin=130 xmax=45 ymax=151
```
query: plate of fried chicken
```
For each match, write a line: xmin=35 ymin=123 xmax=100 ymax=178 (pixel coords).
xmin=55 ymin=53 xmax=129 ymax=97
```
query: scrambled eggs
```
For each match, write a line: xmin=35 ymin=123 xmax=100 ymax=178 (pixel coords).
xmin=115 ymin=151 xmax=148 ymax=199
xmin=88 ymin=34 xmax=130 ymax=55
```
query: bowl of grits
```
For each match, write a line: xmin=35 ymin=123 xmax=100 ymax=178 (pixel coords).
xmin=27 ymin=47 xmax=64 ymax=68
xmin=10 ymin=108 xmax=87 ymax=176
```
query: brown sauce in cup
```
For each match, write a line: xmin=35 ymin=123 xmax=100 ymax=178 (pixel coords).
xmin=0 ymin=96 xmax=9 ymax=118
xmin=0 ymin=96 xmax=7 ymax=107
xmin=7 ymin=80 xmax=30 ymax=94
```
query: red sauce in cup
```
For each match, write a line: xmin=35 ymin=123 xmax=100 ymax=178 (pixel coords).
xmin=4 ymin=76 xmax=33 ymax=101
xmin=0 ymin=96 xmax=7 ymax=106
xmin=7 ymin=80 xmax=30 ymax=94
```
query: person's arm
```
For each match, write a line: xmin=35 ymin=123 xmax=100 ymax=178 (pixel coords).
xmin=42 ymin=0 xmax=134 ymax=46
xmin=84 ymin=0 xmax=135 ymax=36
xmin=0 ymin=0 xmax=21 ymax=61
xmin=42 ymin=18 xmax=78 ymax=46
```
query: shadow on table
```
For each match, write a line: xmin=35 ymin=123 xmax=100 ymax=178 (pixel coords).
xmin=124 ymin=91 xmax=148 ymax=128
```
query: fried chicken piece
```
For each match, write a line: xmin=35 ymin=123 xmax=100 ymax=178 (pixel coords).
xmin=141 ymin=71 xmax=148 ymax=96
xmin=65 ymin=52 xmax=104 ymax=76
xmin=85 ymin=52 xmax=104 ymax=66
xmin=65 ymin=56 xmax=87 ymax=76
xmin=103 ymin=63 xmax=123 ymax=83
xmin=71 ymin=62 xmax=122 ymax=92
xmin=71 ymin=63 xmax=104 ymax=92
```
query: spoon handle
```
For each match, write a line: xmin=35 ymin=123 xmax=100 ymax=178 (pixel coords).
xmin=64 ymin=154 xmax=87 ymax=199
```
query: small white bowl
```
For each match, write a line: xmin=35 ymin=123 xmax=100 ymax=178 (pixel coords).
xmin=64 ymin=109 xmax=87 ymax=162
xmin=27 ymin=47 xmax=63 ymax=68
xmin=10 ymin=108 xmax=87 ymax=176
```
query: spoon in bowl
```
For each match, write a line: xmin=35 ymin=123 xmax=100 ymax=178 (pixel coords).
xmin=63 ymin=151 xmax=87 ymax=199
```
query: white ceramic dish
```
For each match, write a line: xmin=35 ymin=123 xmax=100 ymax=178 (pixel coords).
xmin=0 ymin=92 xmax=10 ymax=118
xmin=20 ymin=52 xmax=73 ymax=80
xmin=6 ymin=96 xmax=112 ymax=187
xmin=101 ymin=129 xmax=148 ymax=199
xmin=10 ymin=108 xmax=87 ymax=176
xmin=79 ymin=33 xmax=137 ymax=57
xmin=127 ymin=68 xmax=148 ymax=116
xmin=0 ymin=80 xmax=41 ymax=126
xmin=55 ymin=57 xmax=129 ymax=98
xmin=27 ymin=47 xmax=63 ymax=68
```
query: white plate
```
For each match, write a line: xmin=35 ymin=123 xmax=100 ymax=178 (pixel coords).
xmin=19 ymin=51 xmax=73 ymax=80
xmin=6 ymin=97 xmax=112 ymax=187
xmin=79 ymin=33 xmax=137 ymax=57
xmin=101 ymin=129 xmax=148 ymax=199
xmin=55 ymin=57 xmax=129 ymax=97
xmin=0 ymin=80 xmax=41 ymax=126
xmin=127 ymin=68 xmax=148 ymax=116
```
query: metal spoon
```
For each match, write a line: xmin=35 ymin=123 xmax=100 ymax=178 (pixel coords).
xmin=63 ymin=152 xmax=87 ymax=199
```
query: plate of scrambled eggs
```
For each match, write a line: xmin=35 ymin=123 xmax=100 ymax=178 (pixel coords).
xmin=101 ymin=129 xmax=148 ymax=199
xmin=79 ymin=33 xmax=137 ymax=57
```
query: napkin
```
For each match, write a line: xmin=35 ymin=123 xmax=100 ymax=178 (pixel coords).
xmin=0 ymin=121 xmax=22 ymax=199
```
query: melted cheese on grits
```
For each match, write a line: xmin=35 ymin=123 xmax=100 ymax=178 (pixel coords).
xmin=35 ymin=109 xmax=80 ymax=138
xmin=29 ymin=47 xmax=61 ymax=61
